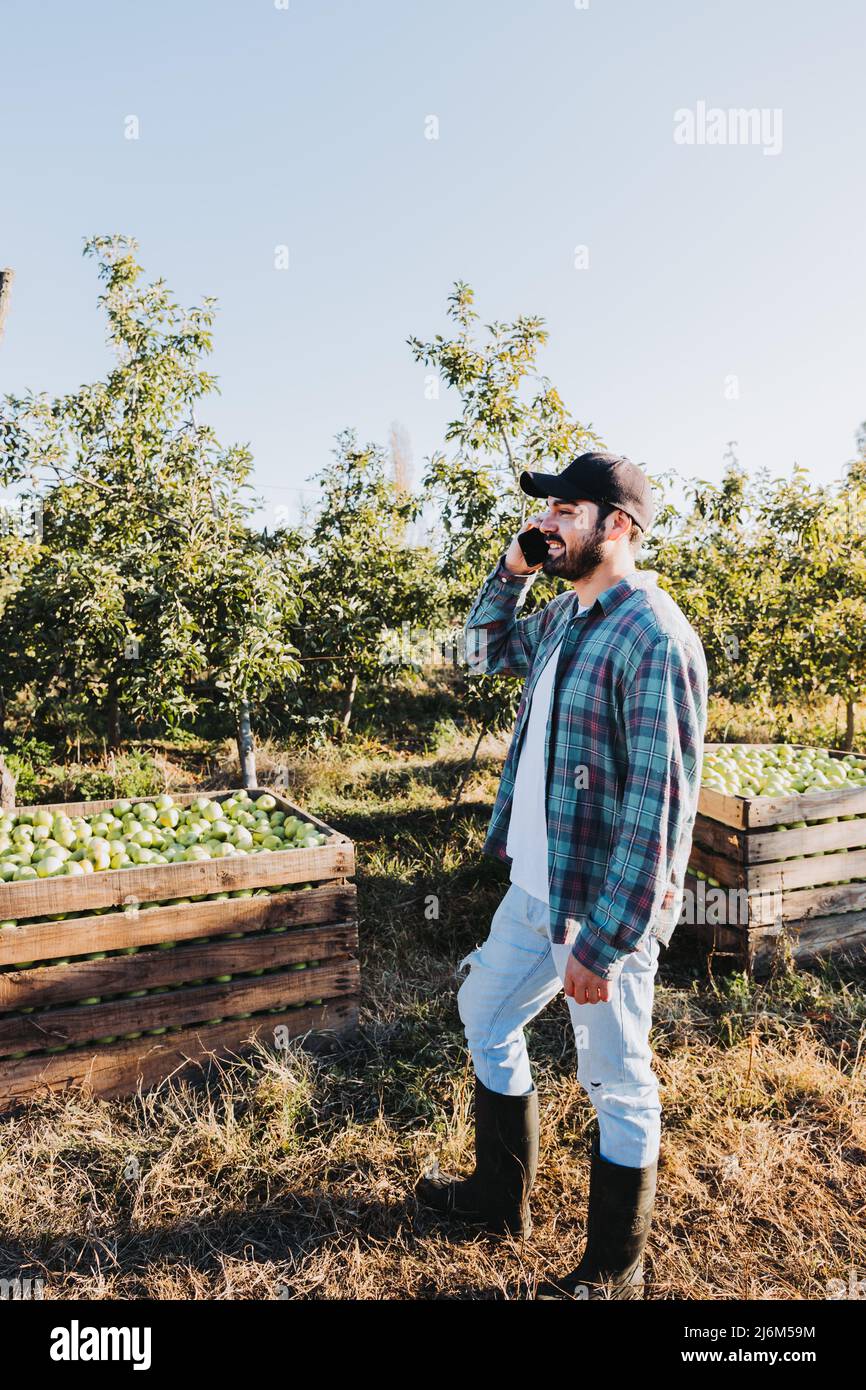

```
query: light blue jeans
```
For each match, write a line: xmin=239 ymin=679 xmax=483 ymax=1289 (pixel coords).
xmin=457 ymin=882 xmax=662 ymax=1168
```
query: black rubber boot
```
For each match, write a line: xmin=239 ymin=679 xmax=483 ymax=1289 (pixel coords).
xmin=535 ymin=1128 xmax=658 ymax=1299
xmin=415 ymin=1075 xmax=539 ymax=1237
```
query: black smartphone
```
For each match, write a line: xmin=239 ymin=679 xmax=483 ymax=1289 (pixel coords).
xmin=517 ymin=527 xmax=551 ymax=567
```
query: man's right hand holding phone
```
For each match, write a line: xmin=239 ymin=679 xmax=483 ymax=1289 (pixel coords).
xmin=503 ymin=518 xmax=551 ymax=575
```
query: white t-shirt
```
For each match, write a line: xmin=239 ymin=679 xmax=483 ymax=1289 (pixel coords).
xmin=506 ymin=608 xmax=589 ymax=904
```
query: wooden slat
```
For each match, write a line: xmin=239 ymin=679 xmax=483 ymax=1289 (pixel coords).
xmin=745 ymin=847 xmax=866 ymax=894
xmin=680 ymin=877 xmax=745 ymax=955
xmin=0 ymin=882 xmax=357 ymax=967
xmin=745 ymin=818 xmax=866 ymax=863
xmin=688 ymin=843 xmax=745 ymax=889
xmin=0 ymin=998 xmax=359 ymax=1110
xmin=0 ymin=959 xmax=360 ymax=1055
xmin=744 ymin=784 xmax=866 ymax=828
xmin=693 ymin=816 xmax=866 ymax=865
xmin=697 ymin=787 xmax=747 ymax=830
xmin=0 ymin=842 xmax=354 ymax=921
xmin=692 ymin=813 xmax=745 ymax=860
xmin=748 ymin=910 xmax=866 ymax=977
xmin=0 ymin=921 xmax=358 ymax=1013
xmin=747 ymin=880 xmax=866 ymax=925
xmin=680 ymin=919 xmax=745 ymax=958
xmin=698 ymin=783 xmax=866 ymax=830
xmin=681 ymin=873 xmax=753 ymax=923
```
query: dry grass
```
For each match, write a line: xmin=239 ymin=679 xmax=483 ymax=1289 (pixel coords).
xmin=1 ymin=733 xmax=865 ymax=1301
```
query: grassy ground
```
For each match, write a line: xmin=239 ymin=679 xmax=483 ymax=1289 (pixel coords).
xmin=1 ymin=715 xmax=865 ymax=1300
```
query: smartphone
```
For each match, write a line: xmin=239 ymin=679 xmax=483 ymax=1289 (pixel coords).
xmin=517 ymin=527 xmax=551 ymax=567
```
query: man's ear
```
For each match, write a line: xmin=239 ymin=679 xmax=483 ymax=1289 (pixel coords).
xmin=611 ymin=508 xmax=631 ymax=539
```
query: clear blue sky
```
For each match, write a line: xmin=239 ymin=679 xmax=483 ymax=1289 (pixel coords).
xmin=2 ymin=0 xmax=864 ymax=528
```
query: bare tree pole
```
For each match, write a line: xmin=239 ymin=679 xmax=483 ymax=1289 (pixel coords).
xmin=0 ymin=754 xmax=15 ymax=812
xmin=0 ymin=268 xmax=14 ymax=344
xmin=389 ymin=420 xmax=414 ymax=498
xmin=236 ymin=700 xmax=258 ymax=789
xmin=389 ymin=420 xmax=414 ymax=545
xmin=448 ymin=723 xmax=489 ymax=820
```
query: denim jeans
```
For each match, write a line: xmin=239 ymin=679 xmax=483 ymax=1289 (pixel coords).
xmin=457 ymin=882 xmax=662 ymax=1168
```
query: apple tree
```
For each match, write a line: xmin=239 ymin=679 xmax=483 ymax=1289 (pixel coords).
xmin=290 ymin=429 xmax=445 ymax=733
xmin=408 ymin=281 xmax=601 ymax=732
xmin=649 ymin=456 xmax=866 ymax=746
xmin=0 ymin=235 xmax=302 ymax=769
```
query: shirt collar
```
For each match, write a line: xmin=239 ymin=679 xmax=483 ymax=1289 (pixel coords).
xmin=588 ymin=569 xmax=659 ymax=617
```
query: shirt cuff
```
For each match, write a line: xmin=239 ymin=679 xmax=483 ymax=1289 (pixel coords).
xmin=495 ymin=555 xmax=538 ymax=589
xmin=569 ymin=920 xmax=629 ymax=980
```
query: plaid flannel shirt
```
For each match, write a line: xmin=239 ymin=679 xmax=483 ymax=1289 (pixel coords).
xmin=464 ymin=554 xmax=709 ymax=979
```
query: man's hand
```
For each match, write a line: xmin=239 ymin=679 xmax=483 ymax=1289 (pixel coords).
xmin=564 ymin=954 xmax=611 ymax=1004
xmin=503 ymin=516 xmax=549 ymax=575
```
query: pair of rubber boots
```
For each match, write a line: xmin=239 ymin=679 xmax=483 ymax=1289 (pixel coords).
xmin=415 ymin=1075 xmax=658 ymax=1300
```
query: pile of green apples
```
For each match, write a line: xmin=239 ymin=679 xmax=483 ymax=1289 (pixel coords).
xmin=701 ymin=746 xmax=866 ymax=799
xmin=0 ymin=791 xmax=328 ymax=887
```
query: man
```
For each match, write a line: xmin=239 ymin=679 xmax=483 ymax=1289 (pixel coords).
xmin=416 ymin=451 xmax=708 ymax=1300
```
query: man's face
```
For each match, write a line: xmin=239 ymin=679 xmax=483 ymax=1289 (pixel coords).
xmin=536 ymin=497 xmax=612 ymax=581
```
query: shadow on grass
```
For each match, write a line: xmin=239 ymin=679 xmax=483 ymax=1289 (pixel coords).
xmin=0 ymin=1183 xmax=527 ymax=1300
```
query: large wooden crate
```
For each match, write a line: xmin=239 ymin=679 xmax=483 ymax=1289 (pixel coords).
xmin=685 ymin=745 xmax=866 ymax=976
xmin=0 ymin=789 xmax=359 ymax=1110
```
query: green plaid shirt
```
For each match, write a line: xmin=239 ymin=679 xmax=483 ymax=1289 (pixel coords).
xmin=464 ymin=555 xmax=709 ymax=979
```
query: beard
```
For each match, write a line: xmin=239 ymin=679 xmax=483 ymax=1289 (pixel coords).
xmin=542 ymin=522 xmax=607 ymax=581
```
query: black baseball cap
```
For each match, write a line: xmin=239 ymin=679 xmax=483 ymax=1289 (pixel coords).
xmin=519 ymin=451 xmax=655 ymax=532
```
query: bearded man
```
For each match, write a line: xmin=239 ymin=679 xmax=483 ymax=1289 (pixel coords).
xmin=416 ymin=451 xmax=708 ymax=1300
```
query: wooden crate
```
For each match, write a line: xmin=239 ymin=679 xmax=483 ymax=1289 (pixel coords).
xmin=685 ymin=744 xmax=866 ymax=976
xmin=0 ymin=789 xmax=359 ymax=1109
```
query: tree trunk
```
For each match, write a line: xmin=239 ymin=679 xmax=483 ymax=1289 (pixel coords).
xmin=449 ymin=723 xmax=489 ymax=817
xmin=106 ymin=679 xmax=122 ymax=750
xmin=236 ymin=700 xmax=258 ymax=788
xmin=0 ymin=268 xmax=14 ymax=344
xmin=845 ymin=699 xmax=856 ymax=751
xmin=0 ymin=754 xmax=15 ymax=812
xmin=340 ymin=671 xmax=358 ymax=730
